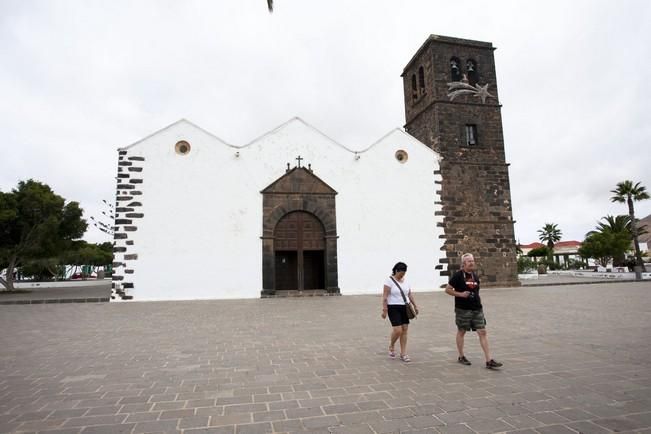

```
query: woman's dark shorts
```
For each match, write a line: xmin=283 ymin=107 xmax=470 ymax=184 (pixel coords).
xmin=387 ymin=305 xmax=410 ymax=326
xmin=455 ymin=308 xmax=486 ymax=331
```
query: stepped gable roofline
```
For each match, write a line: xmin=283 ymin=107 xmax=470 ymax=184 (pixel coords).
xmin=402 ymin=34 xmax=495 ymax=76
xmin=116 ymin=117 xmax=436 ymax=156
xmin=119 ymin=118 xmax=235 ymax=151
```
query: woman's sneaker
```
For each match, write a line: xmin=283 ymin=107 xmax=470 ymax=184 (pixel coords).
xmin=457 ymin=356 xmax=471 ymax=366
xmin=486 ymin=359 xmax=503 ymax=369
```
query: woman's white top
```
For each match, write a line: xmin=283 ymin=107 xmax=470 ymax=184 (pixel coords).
xmin=384 ymin=277 xmax=411 ymax=305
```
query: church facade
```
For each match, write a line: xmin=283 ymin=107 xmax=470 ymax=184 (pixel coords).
xmin=111 ymin=34 xmax=519 ymax=301
xmin=111 ymin=118 xmax=445 ymax=300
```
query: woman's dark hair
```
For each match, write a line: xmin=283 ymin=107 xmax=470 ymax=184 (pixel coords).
xmin=392 ymin=262 xmax=408 ymax=275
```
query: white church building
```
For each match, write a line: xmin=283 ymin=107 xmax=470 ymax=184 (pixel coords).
xmin=111 ymin=118 xmax=446 ymax=301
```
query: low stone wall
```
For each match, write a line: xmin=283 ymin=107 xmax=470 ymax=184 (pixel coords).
xmin=14 ymin=279 xmax=111 ymax=289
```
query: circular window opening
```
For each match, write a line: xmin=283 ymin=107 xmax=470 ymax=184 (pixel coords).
xmin=395 ymin=149 xmax=408 ymax=164
xmin=175 ymin=140 xmax=191 ymax=155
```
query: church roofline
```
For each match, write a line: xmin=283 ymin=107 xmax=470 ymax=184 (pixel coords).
xmin=117 ymin=117 xmax=437 ymax=156
xmin=357 ymin=128 xmax=439 ymax=157
xmin=401 ymin=34 xmax=495 ymax=75
xmin=241 ymin=116 xmax=357 ymax=153
xmin=118 ymin=118 xmax=236 ymax=151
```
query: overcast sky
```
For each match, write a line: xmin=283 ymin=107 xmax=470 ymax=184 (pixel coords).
xmin=1 ymin=0 xmax=650 ymax=245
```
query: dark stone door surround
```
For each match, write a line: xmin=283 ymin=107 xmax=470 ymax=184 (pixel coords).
xmin=261 ymin=167 xmax=339 ymax=297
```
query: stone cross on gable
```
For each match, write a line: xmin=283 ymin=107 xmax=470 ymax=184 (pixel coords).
xmin=295 ymin=155 xmax=303 ymax=168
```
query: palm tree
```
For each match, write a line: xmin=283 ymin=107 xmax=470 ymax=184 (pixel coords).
xmin=538 ymin=223 xmax=562 ymax=263
xmin=586 ymin=215 xmax=633 ymax=266
xmin=610 ymin=180 xmax=650 ymax=272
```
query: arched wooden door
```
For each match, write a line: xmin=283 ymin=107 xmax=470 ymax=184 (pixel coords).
xmin=274 ymin=211 xmax=326 ymax=291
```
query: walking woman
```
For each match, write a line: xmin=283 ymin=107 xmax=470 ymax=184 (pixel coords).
xmin=381 ymin=262 xmax=419 ymax=362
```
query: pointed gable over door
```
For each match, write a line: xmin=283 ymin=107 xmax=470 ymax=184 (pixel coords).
xmin=261 ymin=167 xmax=338 ymax=195
xmin=261 ymin=166 xmax=339 ymax=296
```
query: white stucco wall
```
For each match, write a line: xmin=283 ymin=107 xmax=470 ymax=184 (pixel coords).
xmin=112 ymin=118 xmax=445 ymax=301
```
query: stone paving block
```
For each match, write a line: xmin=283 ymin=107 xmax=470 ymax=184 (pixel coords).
xmin=408 ymin=404 xmax=443 ymax=416
xmin=285 ymin=406 xmax=323 ymax=419
xmin=330 ymin=394 xmax=365 ymax=404
xmin=15 ymin=419 xmax=66 ymax=431
xmin=179 ymin=415 xmax=211 ymax=429
xmin=437 ymin=424 xmax=475 ymax=434
xmin=62 ymin=414 xmax=127 ymax=427
xmin=405 ymin=415 xmax=444 ymax=429
xmin=11 ymin=410 xmax=53 ymax=422
xmin=336 ymin=410 xmax=382 ymax=425
xmin=379 ymin=407 xmax=413 ymax=420
xmin=252 ymin=393 xmax=281 ymax=403
xmin=464 ymin=417 xmax=513 ymax=432
xmin=437 ymin=401 xmax=468 ymax=412
xmin=83 ymin=406 xmax=120 ymax=416
xmin=437 ymin=411 xmax=471 ymax=424
xmin=125 ymin=411 xmax=161 ymax=423
xmin=187 ymin=398 xmax=217 ymax=408
xmin=500 ymin=414 xmax=542 ymax=429
xmin=535 ymin=425 xmax=577 ymax=434
xmin=185 ymin=427 xmax=234 ymax=434
xmin=80 ymin=422 xmax=136 ymax=433
xmin=251 ymin=410 xmax=285 ymax=422
xmin=566 ymin=420 xmax=612 ymax=433
xmin=271 ymin=418 xmax=303 ymax=432
xmin=323 ymin=403 xmax=360 ymax=415
xmin=328 ymin=424 xmax=374 ymax=434
xmin=533 ymin=409 xmax=575 ymax=425
xmin=554 ymin=407 xmax=596 ymax=421
xmin=118 ymin=402 xmax=153 ymax=413
xmin=132 ymin=419 xmax=180 ymax=433
xmin=152 ymin=401 xmax=186 ymax=411
xmin=209 ymin=414 xmax=252 ymax=426
xmin=222 ymin=403 xmax=267 ymax=415
xmin=369 ymin=418 xmax=408 ymax=433
xmin=217 ymin=396 xmax=254 ymax=406
xmin=466 ymin=406 xmax=507 ymax=419
xmin=233 ymin=421 xmax=273 ymax=433
xmin=593 ymin=416 xmax=649 ymax=431
xmin=160 ymin=408 xmax=195 ymax=419
xmin=301 ymin=415 xmax=339 ymax=429
xmin=356 ymin=400 xmax=389 ymax=411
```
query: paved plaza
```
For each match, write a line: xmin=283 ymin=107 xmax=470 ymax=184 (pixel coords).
xmin=1 ymin=282 xmax=651 ymax=434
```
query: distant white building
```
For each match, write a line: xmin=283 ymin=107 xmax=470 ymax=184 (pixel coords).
xmin=111 ymin=118 xmax=446 ymax=301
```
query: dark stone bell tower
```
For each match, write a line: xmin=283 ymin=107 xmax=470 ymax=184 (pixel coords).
xmin=402 ymin=35 xmax=519 ymax=287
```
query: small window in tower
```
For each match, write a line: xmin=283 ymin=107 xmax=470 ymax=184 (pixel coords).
xmin=466 ymin=59 xmax=478 ymax=86
xmin=450 ymin=57 xmax=462 ymax=82
xmin=411 ymin=74 xmax=417 ymax=100
xmin=465 ymin=125 xmax=478 ymax=146
xmin=418 ymin=66 xmax=426 ymax=95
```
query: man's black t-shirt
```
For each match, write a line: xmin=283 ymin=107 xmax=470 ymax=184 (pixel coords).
xmin=448 ymin=270 xmax=482 ymax=310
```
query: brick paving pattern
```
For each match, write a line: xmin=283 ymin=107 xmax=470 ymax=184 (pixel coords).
xmin=1 ymin=282 xmax=650 ymax=433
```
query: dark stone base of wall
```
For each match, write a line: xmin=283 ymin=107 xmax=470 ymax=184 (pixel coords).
xmin=0 ymin=298 xmax=109 ymax=305
xmin=261 ymin=289 xmax=342 ymax=298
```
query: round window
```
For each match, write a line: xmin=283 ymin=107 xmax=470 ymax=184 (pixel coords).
xmin=395 ymin=149 xmax=408 ymax=163
xmin=175 ymin=140 xmax=191 ymax=155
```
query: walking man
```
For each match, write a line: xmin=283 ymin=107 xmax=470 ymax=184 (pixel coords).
xmin=445 ymin=253 xmax=503 ymax=369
